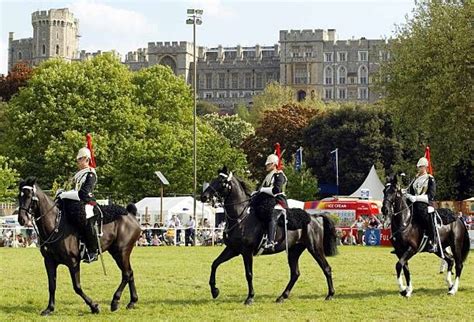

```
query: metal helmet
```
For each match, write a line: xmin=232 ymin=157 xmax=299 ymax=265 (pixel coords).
xmin=417 ymin=157 xmax=428 ymax=168
xmin=76 ymin=147 xmax=91 ymax=160
xmin=265 ymin=154 xmax=279 ymax=166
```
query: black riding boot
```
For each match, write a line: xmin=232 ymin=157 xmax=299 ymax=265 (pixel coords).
xmin=426 ymin=216 xmax=438 ymax=253
xmin=83 ymin=217 xmax=99 ymax=263
xmin=265 ymin=213 xmax=278 ymax=250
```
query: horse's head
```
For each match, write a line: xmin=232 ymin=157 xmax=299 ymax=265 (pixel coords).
xmin=382 ymin=173 xmax=406 ymax=221
xmin=18 ymin=177 xmax=39 ymax=227
xmin=201 ymin=166 xmax=234 ymax=205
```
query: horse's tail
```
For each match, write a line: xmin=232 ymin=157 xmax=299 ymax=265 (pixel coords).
xmin=127 ymin=203 xmax=137 ymax=216
xmin=460 ymin=220 xmax=470 ymax=263
xmin=321 ymin=214 xmax=338 ymax=257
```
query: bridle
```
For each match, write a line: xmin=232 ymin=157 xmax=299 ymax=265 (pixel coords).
xmin=19 ymin=185 xmax=63 ymax=246
xmin=205 ymin=172 xmax=253 ymax=232
xmin=383 ymin=182 xmax=414 ymax=236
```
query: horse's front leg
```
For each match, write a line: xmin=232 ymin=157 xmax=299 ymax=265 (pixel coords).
xmin=68 ymin=264 xmax=100 ymax=313
xmin=242 ymin=250 xmax=255 ymax=305
xmin=209 ymin=246 xmax=238 ymax=299
xmin=396 ymin=247 xmax=415 ymax=297
xmin=40 ymin=258 xmax=58 ymax=316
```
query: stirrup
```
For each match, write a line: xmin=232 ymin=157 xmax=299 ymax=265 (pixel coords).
xmin=264 ymin=241 xmax=276 ymax=250
xmin=83 ymin=251 xmax=98 ymax=263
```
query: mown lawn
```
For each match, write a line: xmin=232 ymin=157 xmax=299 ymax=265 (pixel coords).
xmin=0 ymin=246 xmax=473 ymax=321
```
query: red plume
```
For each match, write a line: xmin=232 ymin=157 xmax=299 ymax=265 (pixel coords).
xmin=424 ymin=146 xmax=433 ymax=175
xmin=274 ymin=143 xmax=283 ymax=170
xmin=86 ymin=133 xmax=97 ymax=168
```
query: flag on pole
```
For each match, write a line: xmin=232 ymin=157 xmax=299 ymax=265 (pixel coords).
xmin=86 ymin=133 xmax=97 ymax=168
xmin=424 ymin=146 xmax=433 ymax=175
xmin=295 ymin=147 xmax=303 ymax=172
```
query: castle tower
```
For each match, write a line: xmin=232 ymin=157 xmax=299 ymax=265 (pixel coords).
xmin=31 ymin=8 xmax=79 ymax=65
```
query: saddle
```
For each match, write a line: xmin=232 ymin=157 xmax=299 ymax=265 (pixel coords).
xmin=277 ymin=208 xmax=310 ymax=230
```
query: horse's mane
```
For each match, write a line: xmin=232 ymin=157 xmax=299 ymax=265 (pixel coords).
xmin=234 ymin=176 xmax=252 ymax=196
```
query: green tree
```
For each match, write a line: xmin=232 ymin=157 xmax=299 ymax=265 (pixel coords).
xmin=202 ymin=113 xmax=254 ymax=148
xmin=196 ymin=100 xmax=219 ymax=116
xmin=241 ymin=103 xmax=319 ymax=180
xmin=249 ymin=82 xmax=296 ymax=124
xmin=284 ymin=160 xmax=319 ymax=201
xmin=0 ymin=156 xmax=19 ymax=201
xmin=234 ymin=103 xmax=251 ymax=122
xmin=304 ymin=103 xmax=402 ymax=196
xmin=1 ymin=55 xmax=249 ymax=201
xmin=378 ymin=1 xmax=473 ymax=199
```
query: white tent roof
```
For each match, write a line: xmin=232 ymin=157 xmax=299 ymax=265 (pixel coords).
xmin=135 ymin=196 xmax=215 ymax=226
xmin=349 ymin=165 xmax=385 ymax=201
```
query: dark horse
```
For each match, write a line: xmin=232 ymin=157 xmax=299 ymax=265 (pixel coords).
xmin=200 ymin=167 xmax=338 ymax=305
xmin=382 ymin=174 xmax=470 ymax=297
xmin=17 ymin=177 xmax=141 ymax=315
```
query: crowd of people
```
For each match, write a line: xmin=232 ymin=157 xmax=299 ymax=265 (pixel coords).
xmin=136 ymin=217 xmax=226 ymax=247
xmin=1 ymin=229 xmax=38 ymax=248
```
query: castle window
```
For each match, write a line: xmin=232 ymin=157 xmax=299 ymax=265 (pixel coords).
xmin=265 ymin=72 xmax=273 ymax=84
xmin=324 ymin=66 xmax=333 ymax=85
xmin=244 ymin=73 xmax=252 ymax=88
xmin=294 ymin=65 xmax=308 ymax=84
xmin=338 ymin=66 xmax=346 ymax=85
xmin=359 ymin=65 xmax=368 ymax=85
xmin=42 ymin=44 xmax=46 ymax=55
xmin=231 ymin=73 xmax=238 ymax=89
xmin=18 ymin=52 xmax=22 ymax=60
xmin=338 ymin=52 xmax=347 ymax=62
xmin=256 ymin=73 xmax=263 ymax=88
xmin=218 ymin=73 xmax=225 ymax=89
xmin=205 ymin=73 xmax=212 ymax=89
xmin=324 ymin=52 xmax=333 ymax=62
xmin=358 ymin=51 xmax=368 ymax=61
xmin=358 ymin=87 xmax=368 ymax=100
xmin=325 ymin=88 xmax=333 ymax=100
xmin=56 ymin=45 xmax=60 ymax=55
xmin=337 ymin=88 xmax=346 ymax=99
xmin=56 ymin=32 xmax=59 ymax=40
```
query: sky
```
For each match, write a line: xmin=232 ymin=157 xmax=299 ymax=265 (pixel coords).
xmin=0 ymin=0 xmax=416 ymax=74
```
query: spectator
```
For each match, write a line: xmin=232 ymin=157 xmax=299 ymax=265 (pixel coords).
xmin=167 ymin=215 xmax=182 ymax=245
xmin=185 ymin=216 xmax=196 ymax=246
xmin=151 ymin=234 xmax=162 ymax=246
xmin=138 ymin=232 xmax=148 ymax=246
xmin=368 ymin=215 xmax=381 ymax=229
xmin=351 ymin=217 xmax=366 ymax=245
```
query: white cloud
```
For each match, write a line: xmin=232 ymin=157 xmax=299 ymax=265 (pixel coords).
xmin=67 ymin=0 xmax=158 ymax=58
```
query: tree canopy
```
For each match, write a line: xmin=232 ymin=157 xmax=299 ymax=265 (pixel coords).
xmin=1 ymin=55 xmax=248 ymax=201
xmin=378 ymin=1 xmax=473 ymax=199
xmin=0 ymin=62 xmax=34 ymax=102
xmin=202 ymin=113 xmax=254 ymax=148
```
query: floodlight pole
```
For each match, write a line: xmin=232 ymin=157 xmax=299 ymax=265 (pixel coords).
xmin=187 ymin=9 xmax=202 ymax=229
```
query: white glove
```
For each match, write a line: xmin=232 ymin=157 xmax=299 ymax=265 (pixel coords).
xmin=405 ymin=194 xmax=416 ymax=203
xmin=60 ymin=190 xmax=80 ymax=201
xmin=54 ymin=189 xmax=64 ymax=199
xmin=260 ymin=187 xmax=274 ymax=196
xmin=251 ymin=191 xmax=258 ymax=197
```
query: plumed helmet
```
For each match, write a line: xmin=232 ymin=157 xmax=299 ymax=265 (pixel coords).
xmin=76 ymin=147 xmax=91 ymax=160
xmin=265 ymin=154 xmax=279 ymax=166
xmin=417 ymin=157 xmax=429 ymax=167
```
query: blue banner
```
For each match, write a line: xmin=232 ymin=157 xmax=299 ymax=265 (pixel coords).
xmin=295 ymin=147 xmax=303 ymax=171
xmin=364 ymin=228 xmax=381 ymax=246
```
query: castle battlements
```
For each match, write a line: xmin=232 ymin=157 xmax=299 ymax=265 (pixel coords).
xmin=147 ymin=41 xmax=193 ymax=52
xmin=280 ymin=29 xmax=336 ymax=42
xmin=32 ymin=8 xmax=76 ymax=23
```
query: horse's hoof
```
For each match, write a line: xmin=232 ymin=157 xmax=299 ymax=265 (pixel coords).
xmin=126 ymin=302 xmax=136 ymax=310
xmin=325 ymin=295 xmax=334 ymax=301
xmin=447 ymin=290 xmax=456 ymax=296
xmin=400 ymin=290 xmax=408 ymax=297
xmin=40 ymin=308 xmax=53 ymax=316
xmin=111 ymin=301 xmax=119 ymax=312
xmin=276 ymin=296 xmax=285 ymax=303
xmin=211 ymin=287 xmax=220 ymax=299
xmin=91 ymin=303 xmax=100 ymax=314
xmin=448 ymin=285 xmax=454 ymax=292
xmin=244 ymin=298 xmax=254 ymax=306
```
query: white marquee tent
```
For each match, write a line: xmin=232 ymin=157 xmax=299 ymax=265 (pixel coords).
xmin=135 ymin=197 xmax=216 ymax=227
xmin=349 ymin=165 xmax=385 ymax=201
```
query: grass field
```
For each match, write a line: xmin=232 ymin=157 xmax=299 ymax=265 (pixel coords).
xmin=1 ymin=246 xmax=473 ymax=321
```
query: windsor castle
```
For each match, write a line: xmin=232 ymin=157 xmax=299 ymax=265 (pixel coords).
xmin=8 ymin=8 xmax=389 ymax=108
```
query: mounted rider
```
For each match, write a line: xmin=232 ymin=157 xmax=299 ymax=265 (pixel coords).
xmin=58 ymin=146 xmax=99 ymax=263
xmin=405 ymin=156 xmax=438 ymax=253
xmin=259 ymin=153 xmax=288 ymax=250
